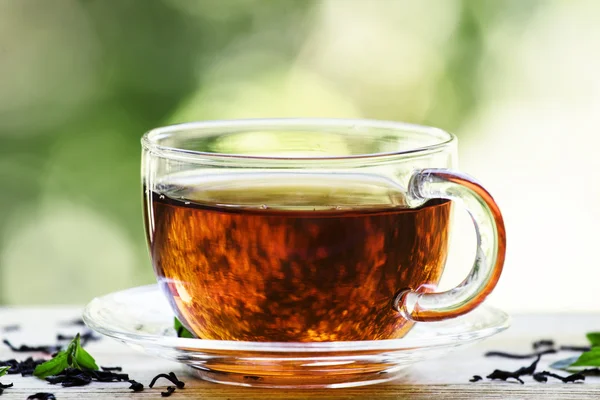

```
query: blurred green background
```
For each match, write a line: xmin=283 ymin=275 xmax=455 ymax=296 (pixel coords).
xmin=1 ymin=0 xmax=599 ymax=311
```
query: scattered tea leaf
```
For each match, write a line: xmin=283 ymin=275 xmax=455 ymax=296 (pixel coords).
xmin=486 ymin=369 xmax=524 ymax=384
xmin=27 ymin=393 xmax=56 ymax=400
xmin=149 ymin=372 xmax=185 ymax=389
xmin=578 ymin=368 xmax=600 ymax=376
xmin=174 ymin=317 xmax=194 ymax=339
xmin=61 ymin=318 xmax=85 ymax=327
xmin=2 ymin=325 xmax=19 ymax=332
xmin=3 ymin=339 xmax=61 ymax=354
xmin=87 ymin=370 xmax=129 ymax=382
xmin=168 ymin=372 xmax=185 ymax=388
xmin=533 ymin=372 xmax=548 ymax=382
xmin=0 ymin=366 xmax=9 ymax=377
xmin=532 ymin=339 xmax=554 ymax=350
xmin=161 ymin=386 xmax=176 ymax=397
xmin=559 ymin=345 xmax=591 ymax=352
xmin=512 ymin=355 xmax=541 ymax=376
xmin=469 ymin=375 xmax=482 ymax=382
xmin=485 ymin=349 xmax=556 ymax=359
xmin=586 ymin=332 xmax=600 ymax=347
xmin=43 ymin=367 xmax=131 ymax=387
xmin=46 ymin=368 xmax=93 ymax=387
xmin=101 ymin=366 xmax=122 ymax=372
xmin=0 ymin=357 xmax=45 ymax=376
xmin=537 ymin=370 xmax=585 ymax=383
xmin=57 ymin=331 xmax=100 ymax=347
xmin=128 ymin=379 xmax=144 ymax=392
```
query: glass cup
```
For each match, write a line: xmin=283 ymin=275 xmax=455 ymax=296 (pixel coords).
xmin=142 ymin=118 xmax=506 ymax=342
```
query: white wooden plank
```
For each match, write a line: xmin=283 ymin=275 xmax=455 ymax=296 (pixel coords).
xmin=1 ymin=308 xmax=600 ymax=399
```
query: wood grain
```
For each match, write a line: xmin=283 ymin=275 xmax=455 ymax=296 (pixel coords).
xmin=1 ymin=308 xmax=600 ymax=399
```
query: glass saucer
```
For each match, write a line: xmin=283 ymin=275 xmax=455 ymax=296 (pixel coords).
xmin=83 ymin=285 xmax=509 ymax=388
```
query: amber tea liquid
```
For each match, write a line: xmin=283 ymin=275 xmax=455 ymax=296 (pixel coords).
xmin=145 ymin=174 xmax=452 ymax=341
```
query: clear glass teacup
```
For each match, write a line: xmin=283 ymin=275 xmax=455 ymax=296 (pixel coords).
xmin=142 ymin=118 xmax=505 ymax=342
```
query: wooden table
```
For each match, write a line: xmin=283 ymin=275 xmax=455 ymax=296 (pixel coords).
xmin=1 ymin=307 xmax=599 ymax=399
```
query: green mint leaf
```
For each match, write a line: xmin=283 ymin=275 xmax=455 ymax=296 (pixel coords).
xmin=75 ymin=347 xmax=98 ymax=370
xmin=74 ymin=334 xmax=98 ymax=370
xmin=587 ymin=332 xmax=600 ymax=346
xmin=570 ymin=347 xmax=600 ymax=368
xmin=0 ymin=366 xmax=10 ymax=377
xmin=174 ymin=317 xmax=195 ymax=339
xmin=33 ymin=333 xmax=99 ymax=379
xmin=34 ymin=351 xmax=69 ymax=378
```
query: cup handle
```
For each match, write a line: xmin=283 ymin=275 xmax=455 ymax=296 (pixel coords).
xmin=393 ymin=168 xmax=506 ymax=322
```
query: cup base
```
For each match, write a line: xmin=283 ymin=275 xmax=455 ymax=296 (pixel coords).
xmin=189 ymin=366 xmax=406 ymax=388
